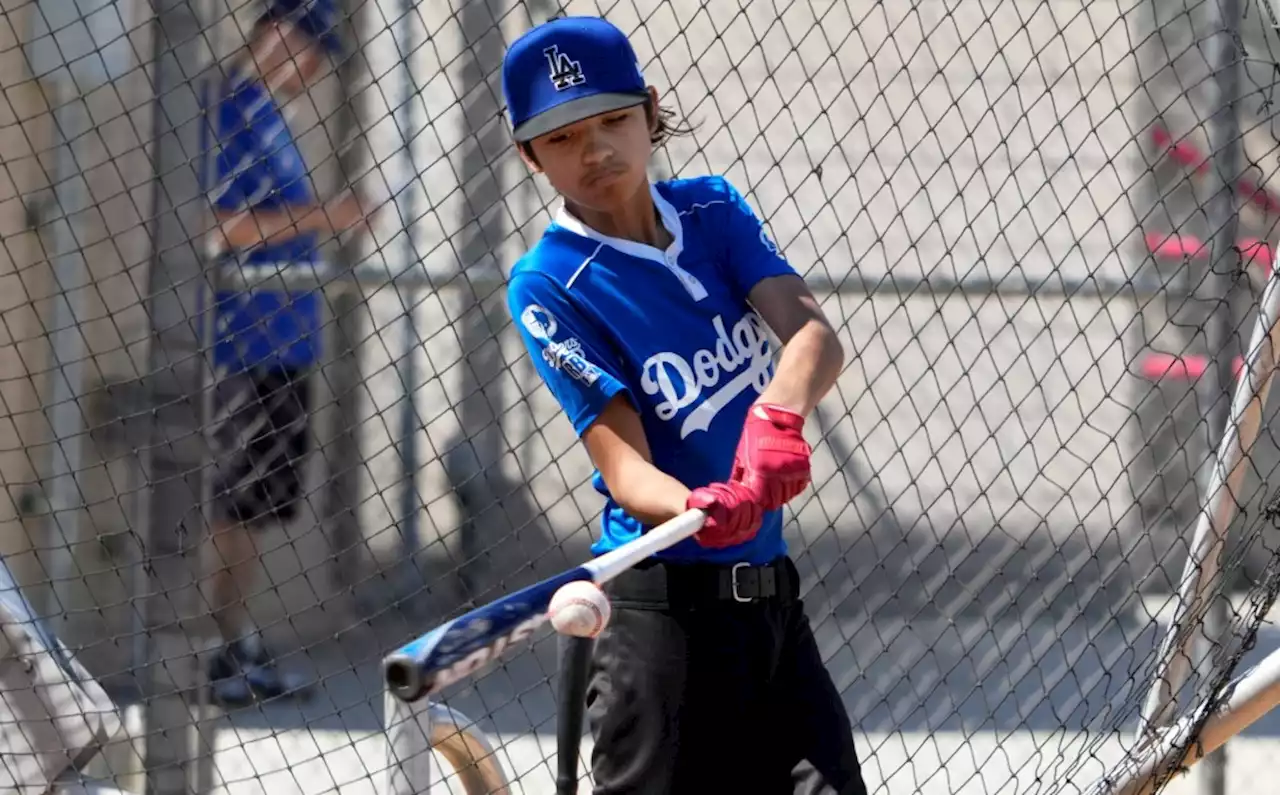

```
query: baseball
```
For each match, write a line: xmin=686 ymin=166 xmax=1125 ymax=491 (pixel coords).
xmin=548 ymin=580 xmax=611 ymax=638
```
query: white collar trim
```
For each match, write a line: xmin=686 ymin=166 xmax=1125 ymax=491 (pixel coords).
xmin=554 ymin=185 xmax=707 ymax=301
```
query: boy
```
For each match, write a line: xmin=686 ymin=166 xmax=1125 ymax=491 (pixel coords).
xmin=502 ymin=15 xmax=870 ymax=795
xmin=201 ymin=0 xmax=374 ymax=706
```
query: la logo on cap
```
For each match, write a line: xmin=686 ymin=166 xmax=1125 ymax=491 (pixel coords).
xmin=544 ymin=45 xmax=585 ymax=90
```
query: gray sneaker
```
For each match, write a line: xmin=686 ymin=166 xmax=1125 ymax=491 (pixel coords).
xmin=208 ymin=639 xmax=310 ymax=707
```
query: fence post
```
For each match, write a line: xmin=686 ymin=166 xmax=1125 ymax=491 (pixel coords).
xmin=444 ymin=0 xmax=522 ymax=598
xmin=1195 ymin=0 xmax=1246 ymax=792
xmin=326 ymin=0 xmax=374 ymax=605
xmin=140 ymin=0 xmax=219 ymax=792
xmin=391 ymin=0 xmax=426 ymax=611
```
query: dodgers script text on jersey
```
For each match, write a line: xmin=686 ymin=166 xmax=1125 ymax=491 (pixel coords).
xmin=507 ymin=175 xmax=798 ymax=565
xmin=204 ymin=69 xmax=323 ymax=374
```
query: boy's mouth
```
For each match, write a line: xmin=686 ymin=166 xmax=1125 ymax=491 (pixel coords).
xmin=583 ymin=164 xmax=627 ymax=187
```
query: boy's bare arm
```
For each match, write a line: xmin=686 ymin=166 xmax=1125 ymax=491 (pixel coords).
xmin=209 ymin=191 xmax=374 ymax=253
xmin=583 ymin=394 xmax=691 ymax=526
xmin=748 ymin=273 xmax=845 ymax=417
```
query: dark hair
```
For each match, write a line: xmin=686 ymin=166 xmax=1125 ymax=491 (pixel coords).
xmin=251 ymin=11 xmax=277 ymax=33
xmin=518 ymin=94 xmax=698 ymax=166
xmin=249 ymin=10 xmax=313 ymax=40
xmin=648 ymin=98 xmax=698 ymax=146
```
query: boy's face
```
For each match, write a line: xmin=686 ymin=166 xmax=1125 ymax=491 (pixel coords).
xmin=253 ymin=20 xmax=327 ymax=96
xmin=522 ymin=87 xmax=659 ymax=212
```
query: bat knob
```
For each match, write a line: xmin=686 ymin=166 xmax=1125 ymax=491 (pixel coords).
xmin=384 ymin=655 xmax=428 ymax=703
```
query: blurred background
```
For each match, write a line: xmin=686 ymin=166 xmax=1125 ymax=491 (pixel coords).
xmin=5 ymin=0 xmax=1280 ymax=793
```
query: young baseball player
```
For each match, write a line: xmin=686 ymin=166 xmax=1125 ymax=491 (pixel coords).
xmin=201 ymin=0 xmax=373 ymax=706
xmin=502 ymin=16 xmax=869 ymax=795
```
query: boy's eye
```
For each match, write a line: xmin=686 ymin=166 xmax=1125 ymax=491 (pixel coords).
xmin=605 ymin=113 xmax=629 ymax=125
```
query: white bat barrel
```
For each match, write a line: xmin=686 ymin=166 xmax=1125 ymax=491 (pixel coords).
xmin=384 ymin=692 xmax=510 ymax=795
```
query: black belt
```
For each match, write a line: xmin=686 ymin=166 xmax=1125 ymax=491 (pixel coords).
xmin=606 ymin=557 xmax=800 ymax=609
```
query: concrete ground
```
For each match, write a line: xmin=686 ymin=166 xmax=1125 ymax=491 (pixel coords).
xmin=79 ymin=597 xmax=1280 ymax=795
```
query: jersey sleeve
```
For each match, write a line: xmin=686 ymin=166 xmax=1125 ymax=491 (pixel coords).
xmin=507 ymin=272 xmax=632 ymax=437
xmin=207 ymin=130 xmax=259 ymax=212
xmin=205 ymin=81 xmax=285 ymax=213
xmin=716 ymin=178 xmax=799 ymax=299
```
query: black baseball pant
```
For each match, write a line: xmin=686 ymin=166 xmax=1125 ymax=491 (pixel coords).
xmin=585 ymin=556 xmax=869 ymax=795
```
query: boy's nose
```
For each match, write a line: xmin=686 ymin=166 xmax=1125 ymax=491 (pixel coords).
xmin=580 ymin=131 xmax=614 ymax=164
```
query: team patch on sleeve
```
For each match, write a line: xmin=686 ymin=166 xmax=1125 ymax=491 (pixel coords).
xmin=520 ymin=304 xmax=558 ymax=340
xmin=522 ymin=303 xmax=604 ymax=386
xmin=543 ymin=337 xmax=604 ymax=386
xmin=507 ymin=273 xmax=631 ymax=436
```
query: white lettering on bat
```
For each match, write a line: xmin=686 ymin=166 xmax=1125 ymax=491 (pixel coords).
xmin=430 ymin=613 xmax=547 ymax=692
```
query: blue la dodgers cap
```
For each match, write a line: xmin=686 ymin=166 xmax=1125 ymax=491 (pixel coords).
xmin=503 ymin=16 xmax=650 ymax=142
xmin=265 ymin=0 xmax=343 ymax=54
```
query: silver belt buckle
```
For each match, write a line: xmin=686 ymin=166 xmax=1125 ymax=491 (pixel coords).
xmin=730 ymin=562 xmax=753 ymax=603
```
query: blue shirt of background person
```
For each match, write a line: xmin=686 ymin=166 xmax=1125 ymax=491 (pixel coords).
xmin=202 ymin=0 xmax=359 ymax=375
xmin=207 ymin=70 xmax=320 ymax=372
xmin=502 ymin=16 xmax=846 ymax=564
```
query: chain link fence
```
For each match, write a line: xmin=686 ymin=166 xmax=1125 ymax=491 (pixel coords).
xmin=6 ymin=0 xmax=1280 ymax=793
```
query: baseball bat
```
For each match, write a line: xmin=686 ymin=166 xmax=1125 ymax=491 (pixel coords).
xmin=382 ymin=508 xmax=706 ymax=703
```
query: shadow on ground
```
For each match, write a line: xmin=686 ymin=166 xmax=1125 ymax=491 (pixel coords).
xmin=197 ymin=521 xmax=1280 ymax=744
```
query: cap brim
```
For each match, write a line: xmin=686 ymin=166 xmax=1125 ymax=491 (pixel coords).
xmin=512 ymin=92 xmax=649 ymax=142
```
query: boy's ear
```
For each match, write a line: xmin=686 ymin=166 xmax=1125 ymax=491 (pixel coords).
xmin=646 ymin=86 xmax=660 ymax=134
xmin=517 ymin=142 xmax=543 ymax=174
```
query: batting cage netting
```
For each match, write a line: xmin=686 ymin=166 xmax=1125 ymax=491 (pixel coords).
xmin=7 ymin=0 xmax=1280 ymax=793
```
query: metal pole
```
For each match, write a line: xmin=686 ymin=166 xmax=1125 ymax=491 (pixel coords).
xmin=325 ymin=0 xmax=370 ymax=603
xmin=40 ymin=8 xmax=90 ymax=633
xmin=218 ymin=261 xmax=1173 ymax=299
xmin=1139 ymin=259 xmax=1280 ymax=738
xmin=384 ymin=693 xmax=511 ymax=795
xmin=189 ymin=3 xmax=223 ymax=790
xmin=140 ymin=0 xmax=221 ymax=791
xmin=1139 ymin=0 xmax=1247 ymax=740
xmin=1089 ymin=645 xmax=1280 ymax=795
xmin=394 ymin=0 xmax=424 ymax=593
xmin=1198 ymin=595 xmax=1230 ymax=794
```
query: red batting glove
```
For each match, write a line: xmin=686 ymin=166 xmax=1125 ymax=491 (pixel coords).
xmin=687 ymin=481 xmax=764 ymax=549
xmin=730 ymin=402 xmax=812 ymax=511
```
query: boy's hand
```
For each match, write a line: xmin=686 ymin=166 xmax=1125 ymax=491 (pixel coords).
xmin=686 ymin=481 xmax=763 ymax=549
xmin=730 ymin=402 xmax=812 ymax=511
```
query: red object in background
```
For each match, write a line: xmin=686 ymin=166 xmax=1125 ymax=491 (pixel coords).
xmin=1145 ymin=231 xmax=1208 ymax=260
xmin=1140 ymin=353 xmax=1245 ymax=381
xmin=1241 ymin=238 xmax=1274 ymax=267
xmin=1144 ymin=231 xmax=1275 ymax=270
xmin=1141 ymin=130 xmax=1277 ymax=385
xmin=1152 ymin=127 xmax=1210 ymax=175
xmin=1151 ymin=126 xmax=1280 ymax=216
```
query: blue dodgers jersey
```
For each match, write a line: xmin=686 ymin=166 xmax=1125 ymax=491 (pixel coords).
xmin=204 ymin=69 xmax=322 ymax=373
xmin=506 ymin=175 xmax=798 ymax=565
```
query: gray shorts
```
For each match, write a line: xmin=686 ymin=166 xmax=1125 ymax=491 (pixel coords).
xmin=207 ymin=366 xmax=311 ymax=529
